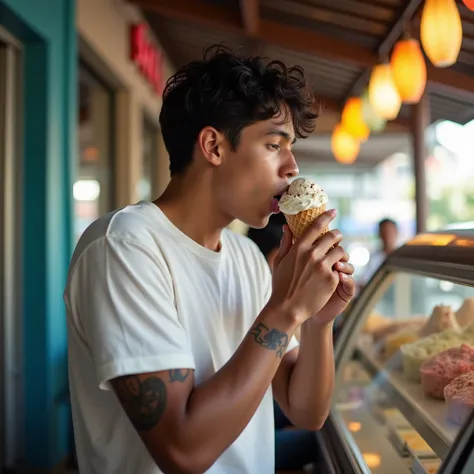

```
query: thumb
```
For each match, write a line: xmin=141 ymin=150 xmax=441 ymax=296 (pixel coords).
xmin=273 ymin=225 xmax=293 ymax=270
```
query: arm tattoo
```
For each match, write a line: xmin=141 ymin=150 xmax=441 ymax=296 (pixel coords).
xmin=114 ymin=375 xmax=167 ymax=431
xmin=169 ymin=369 xmax=191 ymax=383
xmin=249 ymin=322 xmax=289 ymax=358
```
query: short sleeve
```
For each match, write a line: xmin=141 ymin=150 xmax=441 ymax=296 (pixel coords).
xmin=67 ymin=236 xmax=195 ymax=390
xmin=260 ymin=249 xmax=299 ymax=355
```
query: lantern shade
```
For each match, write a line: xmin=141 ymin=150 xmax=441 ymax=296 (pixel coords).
xmin=331 ymin=124 xmax=360 ymax=165
xmin=391 ymin=39 xmax=427 ymax=104
xmin=463 ymin=0 xmax=474 ymax=11
xmin=420 ymin=0 xmax=463 ymax=68
xmin=341 ymin=98 xmax=370 ymax=142
xmin=361 ymin=91 xmax=386 ymax=132
xmin=368 ymin=64 xmax=402 ymax=120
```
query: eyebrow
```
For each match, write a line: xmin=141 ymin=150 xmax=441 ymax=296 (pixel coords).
xmin=265 ymin=129 xmax=297 ymax=145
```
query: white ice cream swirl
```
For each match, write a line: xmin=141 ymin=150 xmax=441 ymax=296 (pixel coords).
xmin=278 ymin=178 xmax=328 ymax=215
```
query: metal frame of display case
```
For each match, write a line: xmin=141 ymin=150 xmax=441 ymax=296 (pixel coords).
xmin=324 ymin=230 xmax=474 ymax=474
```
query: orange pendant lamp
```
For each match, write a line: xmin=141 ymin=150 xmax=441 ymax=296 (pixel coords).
xmin=420 ymin=0 xmax=463 ymax=67
xmin=368 ymin=63 xmax=402 ymax=120
xmin=341 ymin=97 xmax=370 ymax=142
xmin=463 ymin=0 xmax=474 ymax=11
xmin=390 ymin=37 xmax=427 ymax=104
xmin=331 ymin=124 xmax=360 ymax=165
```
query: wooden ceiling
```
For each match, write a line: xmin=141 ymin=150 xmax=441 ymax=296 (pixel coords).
xmin=131 ymin=0 xmax=474 ymax=168
xmin=134 ymin=0 xmax=474 ymax=124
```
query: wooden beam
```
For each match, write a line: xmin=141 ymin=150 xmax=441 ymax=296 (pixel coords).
xmin=133 ymin=0 xmax=474 ymax=97
xmin=259 ymin=20 xmax=375 ymax=68
xmin=239 ymin=0 xmax=259 ymax=37
xmin=134 ymin=0 xmax=242 ymax=33
xmin=133 ymin=0 xmax=376 ymax=68
xmin=239 ymin=0 xmax=261 ymax=55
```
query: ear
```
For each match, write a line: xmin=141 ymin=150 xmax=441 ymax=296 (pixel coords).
xmin=197 ymin=126 xmax=226 ymax=167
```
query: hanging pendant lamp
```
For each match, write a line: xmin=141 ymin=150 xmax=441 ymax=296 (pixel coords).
xmin=391 ymin=36 xmax=427 ymax=104
xmin=331 ymin=124 xmax=360 ymax=165
xmin=368 ymin=63 xmax=402 ymax=120
xmin=420 ymin=0 xmax=463 ymax=67
xmin=341 ymin=97 xmax=370 ymax=142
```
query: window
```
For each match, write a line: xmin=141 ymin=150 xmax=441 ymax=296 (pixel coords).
xmin=137 ymin=116 xmax=158 ymax=201
xmin=75 ymin=62 xmax=114 ymax=241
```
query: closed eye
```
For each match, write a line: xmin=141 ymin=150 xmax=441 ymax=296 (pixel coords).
xmin=268 ymin=144 xmax=280 ymax=151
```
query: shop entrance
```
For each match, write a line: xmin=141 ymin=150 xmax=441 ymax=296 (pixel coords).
xmin=0 ymin=29 xmax=23 ymax=472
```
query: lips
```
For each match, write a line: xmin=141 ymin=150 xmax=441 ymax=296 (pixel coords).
xmin=271 ymin=197 xmax=280 ymax=214
xmin=271 ymin=185 xmax=288 ymax=215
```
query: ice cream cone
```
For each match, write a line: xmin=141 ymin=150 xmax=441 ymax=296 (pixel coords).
xmin=284 ymin=205 xmax=327 ymax=240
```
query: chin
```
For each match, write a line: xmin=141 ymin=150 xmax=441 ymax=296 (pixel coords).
xmin=243 ymin=214 xmax=271 ymax=230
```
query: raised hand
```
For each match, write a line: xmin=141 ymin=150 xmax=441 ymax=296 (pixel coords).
xmin=268 ymin=210 xmax=347 ymax=325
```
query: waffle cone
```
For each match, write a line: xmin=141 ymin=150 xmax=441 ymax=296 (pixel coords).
xmin=284 ymin=205 xmax=327 ymax=240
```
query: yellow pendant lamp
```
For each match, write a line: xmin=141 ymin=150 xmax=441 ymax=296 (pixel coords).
xmin=361 ymin=91 xmax=386 ymax=133
xmin=463 ymin=0 xmax=474 ymax=11
xmin=341 ymin=97 xmax=370 ymax=142
xmin=331 ymin=124 xmax=360 ymax=165
xmin=390 ymin=38 xmax=427 ymax=104
xmin=368 ymin=63 xmax=402 ymax=120
xmin=420 ymin=0 xmax=463 ymax=68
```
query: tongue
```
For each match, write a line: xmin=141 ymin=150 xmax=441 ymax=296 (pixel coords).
xmin=272 ymin=198 xmax=280 ymax=214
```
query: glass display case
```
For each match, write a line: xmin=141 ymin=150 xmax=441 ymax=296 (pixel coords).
xmin=317 ymin=231 xmax=474 ymax=474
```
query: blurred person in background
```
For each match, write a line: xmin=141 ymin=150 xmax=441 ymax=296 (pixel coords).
xmin=248 ymin=217 xmax=317 ymax=471
xmin=361 ymin=218 xmax=399 ymax=286
xmin=64 ymin=45 xmax=355 ymax=474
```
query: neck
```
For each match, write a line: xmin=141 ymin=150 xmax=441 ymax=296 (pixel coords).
xmin=382 ymin=243 xmax=395 ymax=255
xmin=154 ymin=171 xmax=231 ymax=251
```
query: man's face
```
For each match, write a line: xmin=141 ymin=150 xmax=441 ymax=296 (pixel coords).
xmin=213 ymin=114 xmax=299 ymax=229
xmin=379 ymin=222 xmax=398 ymax=248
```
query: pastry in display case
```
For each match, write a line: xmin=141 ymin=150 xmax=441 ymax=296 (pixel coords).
xmin=315 ymin=231 xmax=474 ymax=474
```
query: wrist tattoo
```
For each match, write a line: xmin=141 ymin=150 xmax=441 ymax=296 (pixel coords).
xmin=249 ymin=322 xmax=289 ymax=358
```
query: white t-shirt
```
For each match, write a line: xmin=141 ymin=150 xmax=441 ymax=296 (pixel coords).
xmin=64 ymin=201 xmax=298 ymax=474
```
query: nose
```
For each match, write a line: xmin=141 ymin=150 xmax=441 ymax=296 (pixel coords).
xmin=284 ymin=154 xmax=299 ymax=178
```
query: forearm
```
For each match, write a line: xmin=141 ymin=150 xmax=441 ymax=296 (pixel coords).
xmin=287 ymin=320 xmax=335 ymax=430
xmin=177 ymin=306 xmax=297 ymax=469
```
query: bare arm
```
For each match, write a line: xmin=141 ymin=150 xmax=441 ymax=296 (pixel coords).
xmin=283 ymin=271 xmax=355 ymax=430
xmin=273 ymin=322 xmax=335 ymax=431
xmin=272 ymin=224 xmax=355 ymax=431
xmin=111 ymin=307 xmax=297 ymax=474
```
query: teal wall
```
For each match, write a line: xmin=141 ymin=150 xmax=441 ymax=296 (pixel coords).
xmin=0 ymin=0 xmax=76 ymax=469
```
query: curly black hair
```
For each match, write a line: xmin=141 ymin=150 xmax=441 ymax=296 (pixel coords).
xmin=159 ymin=44 xmax=319 ymax=176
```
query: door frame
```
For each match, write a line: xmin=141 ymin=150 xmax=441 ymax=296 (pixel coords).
xmin=0 ymin=25 xmax=24 ymax=470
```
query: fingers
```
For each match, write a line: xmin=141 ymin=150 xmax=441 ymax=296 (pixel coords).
xmin=313 ymin=229 xmax=343 ymax=255
xmin=337 ymin=273 xmax=356 ymax=302
xmin=335 ymin=260 xmax=354 ymax=276
xmin=321 ymin=245 xmax=346 ymax=268
xmin=272 ymin=225 xmax=293 ymax=270
xmin=334 ymin=249 xmax=353 ymax=274
xmin=338 ymin=251 xmax=350 ymax=263
xmin=299 ymin=210 xmax=337 ymax=245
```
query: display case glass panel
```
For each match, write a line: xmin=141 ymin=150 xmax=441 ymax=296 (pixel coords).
xmin=333 ymin=270 xmax=474 ymax=474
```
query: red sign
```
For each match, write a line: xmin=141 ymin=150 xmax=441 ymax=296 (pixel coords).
xmin=130 ymin=23 xmax=164 ymax=95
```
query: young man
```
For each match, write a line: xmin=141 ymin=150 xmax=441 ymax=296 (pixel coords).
xmin=64 ymin=46 xmax=355 ymax=474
